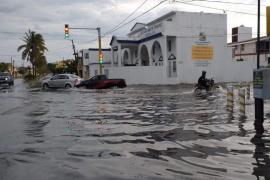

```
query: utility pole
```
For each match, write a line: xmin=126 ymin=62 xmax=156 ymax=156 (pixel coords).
xmin=12 ymin=59 xmax=15 ymax=77
xmin=10 ymin=57 xmax=13 ymax=75
xmin=254 ymin=0 xmax=264 ymax=138
xmin=71 ymin=39 xmax=78 ymax=60
xmin=70 ymin=39 xmax=81 ymax=76
xmin=97 ymin=27 xmax=102 ymax=75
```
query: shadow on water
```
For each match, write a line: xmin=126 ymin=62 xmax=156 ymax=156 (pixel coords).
xmin=252 ymin=138 xmax=270 ymax=179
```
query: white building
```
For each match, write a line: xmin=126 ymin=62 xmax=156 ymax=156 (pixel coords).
xmin=82 ymin=11 xmax=263 ymax=84
xmin=228 ymin=26 xmax=270 ymax=81
xmin=80 ymin=48 xmax=111 ymax=79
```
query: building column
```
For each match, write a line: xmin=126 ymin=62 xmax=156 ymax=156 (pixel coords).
xmin=118 ymin=44 xmax=122 ymax=67
xmin=175 ymin=37 xmax=181 ymax=78
xmin=138 ymin=45 xmax=142 ymax=66
xmin=111 ymin=47 xmax=114 ymax=67
xmin=163 ymin=36 xmax=168 ymax=76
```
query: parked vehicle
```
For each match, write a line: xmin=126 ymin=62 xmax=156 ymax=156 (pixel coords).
xmin=42 ymin=74 xmax=81 ymax=89
xmin=0 ymin=72 xmax=14 ymax=86
xmin=75 ymin=75 xmax=126 ymax=89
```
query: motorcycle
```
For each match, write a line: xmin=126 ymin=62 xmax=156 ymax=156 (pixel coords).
xmin=194 ymin=78 xmax=218 ymax=95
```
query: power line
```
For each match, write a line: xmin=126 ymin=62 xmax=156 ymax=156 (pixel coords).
xmin=106 ymin=0 xmax=168 ymax=34
xmin=189 ymin=0 xmax=267 ymax=6
xmin=105 ymin=0 xmax=149 ymax=35
xmin=85 ymin=0 xmax=168 ymax=44
xmin=175 ymin=0 xmax=266 ymax=16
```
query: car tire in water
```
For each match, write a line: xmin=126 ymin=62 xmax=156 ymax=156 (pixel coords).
xmin=43 ymin=83 xmax=49 ymax=90
xmin=65 ymin=84 xmax=72 ymax=89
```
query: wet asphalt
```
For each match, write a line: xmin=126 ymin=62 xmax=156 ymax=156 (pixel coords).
xmin=0 ymin=79 xmax=270 ymax=180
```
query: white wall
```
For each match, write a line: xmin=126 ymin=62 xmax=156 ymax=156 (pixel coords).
xmin=173 ymin=12 xmax=230 ymax=83
xmin=108 ymin=66 xmax=179 ymax=85
xmin=237 ymin=26 xmax=252 ymax=42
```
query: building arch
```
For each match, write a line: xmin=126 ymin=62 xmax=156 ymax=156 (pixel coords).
xmin=122 ymin=49 xmax=130 ymax=65
xmin=151 ymin=41 xmax=163 ymax=66
xmin=140 ymin=44 xmax=150 ymax=66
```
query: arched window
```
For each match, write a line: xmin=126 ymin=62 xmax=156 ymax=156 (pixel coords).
xmin=140 ymin=45 xmax=149 ymax=66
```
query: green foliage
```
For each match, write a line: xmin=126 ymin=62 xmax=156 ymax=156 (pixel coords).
xmin=47 ymin=63 xmax=56 ymax=74
xmin=50 ymin=59 xmax=78 ymax=75
xmin=0 ymin=62 xmax=10 ymax=72
xmin=17 ymin=67 xmax=28 ymax=75
xmin=17 ymin=29 xmax=48 ymax=77
xmin=63 ymin=59 xmax=78 ymax=74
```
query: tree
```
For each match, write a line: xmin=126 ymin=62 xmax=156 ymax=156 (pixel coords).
xmin=17 ymin=29 xmax=48 ymax=76
xmin=17 ymin=66 xmax=28 ymax=75
xmin=47 ymin=63 xmax=57 ymax=74
xmin=35 ymin=54 xmax=48 ymax=75
xmin=63 ymin=59 xmax=78 ymax=74
xmin=0 ymin=62 xmax=10 ymax=72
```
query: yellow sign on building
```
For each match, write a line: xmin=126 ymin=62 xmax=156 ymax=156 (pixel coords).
xmin=267 ymin=6 xmax=270 ymax=36
xmin=192 ymin=45 xmax=213 ymax=60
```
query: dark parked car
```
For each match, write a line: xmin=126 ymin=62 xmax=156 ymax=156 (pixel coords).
xmin=75 ymin=75 xmax=126 ymax=89
xmin=0 ymin=72 xmax=14 ymax=86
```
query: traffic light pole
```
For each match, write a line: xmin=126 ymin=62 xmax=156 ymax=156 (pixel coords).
xmin=254 ymin=0 xmax=264 ymax=138
xmin=65 ymin=26 xmax=103 ymax=75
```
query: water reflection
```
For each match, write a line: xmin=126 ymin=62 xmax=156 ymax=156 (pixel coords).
xmin=238 ymin=116 xmax=247 ymax=137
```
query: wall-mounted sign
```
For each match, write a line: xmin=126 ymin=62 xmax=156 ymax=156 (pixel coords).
xmin=137 ymin=23 xmax=163 ymax=39
xmin=253 ymin=70 xmax=263 ymax=89
xmin=192 ymin=45 xmax=213 ymax=60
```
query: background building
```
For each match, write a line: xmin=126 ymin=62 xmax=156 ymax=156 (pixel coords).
xmin=228 ymin=26 xmax=270 ymax=81
xmin=80 ymin=48 xmax=111 ymax=79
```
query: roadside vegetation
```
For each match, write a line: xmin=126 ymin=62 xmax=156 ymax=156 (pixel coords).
xmin=16 ymin=30 xmax=78 ymax=88
xmin=17 ymin=29 xmax=48 ymax=80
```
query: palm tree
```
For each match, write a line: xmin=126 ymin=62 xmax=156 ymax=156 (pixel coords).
xmin=17 ymin=29 xmax=48 ymax=76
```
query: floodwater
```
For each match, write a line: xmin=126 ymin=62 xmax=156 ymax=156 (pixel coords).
xmin=0 ymin=79 xmax=270 ymax=180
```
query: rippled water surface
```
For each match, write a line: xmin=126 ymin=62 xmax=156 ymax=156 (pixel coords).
xmin=0 ymin=80 xmax=270 ymax=180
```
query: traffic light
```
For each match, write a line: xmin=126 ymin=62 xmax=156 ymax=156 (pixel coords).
xmin=64 ymin=24 xmax=69 ymax=38
xmin=99 ymin=52 xmax=103 ymax=64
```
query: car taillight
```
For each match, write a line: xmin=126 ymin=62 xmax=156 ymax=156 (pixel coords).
xmin=74 ymin=79 xmax=80 ymax=85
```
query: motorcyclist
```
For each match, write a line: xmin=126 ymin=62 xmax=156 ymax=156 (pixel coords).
xmin=197 ymin=71 xmax=210 ymax=91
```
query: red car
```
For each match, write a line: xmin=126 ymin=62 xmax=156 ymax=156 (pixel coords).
xmin=75 ymin=75 xmax=126 ymax=89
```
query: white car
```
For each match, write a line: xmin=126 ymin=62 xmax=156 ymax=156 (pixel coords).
xmin=42 ymin=74 xmax=82 ymax=89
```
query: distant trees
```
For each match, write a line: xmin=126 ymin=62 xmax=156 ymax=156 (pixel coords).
xmin=0 ymin=62 xmax=10 ymax=72
xmin=47 ymin=59 xmax=78 ymax=75
xmin=17 ymin=29 xmax=48 ymax=77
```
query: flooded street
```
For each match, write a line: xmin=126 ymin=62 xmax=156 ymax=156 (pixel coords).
xmin=0 ymin=79 xmax=270 ymax=180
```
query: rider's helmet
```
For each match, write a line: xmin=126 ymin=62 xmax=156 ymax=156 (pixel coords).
xmin=202 ymin=71 xmax=206 ymax=75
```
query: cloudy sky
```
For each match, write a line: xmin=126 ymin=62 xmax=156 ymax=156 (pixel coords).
xmin=0 ymin=0 xmax=268 ymax=66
